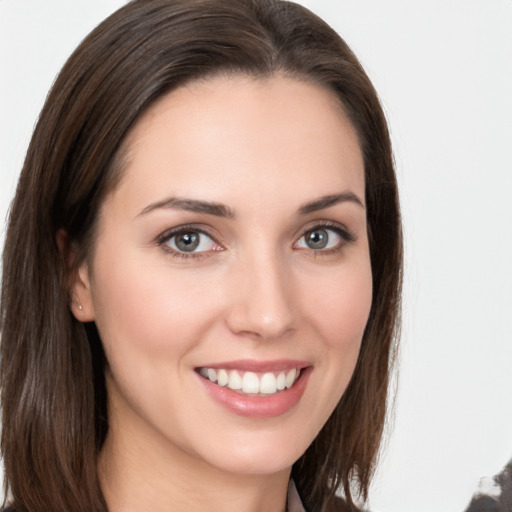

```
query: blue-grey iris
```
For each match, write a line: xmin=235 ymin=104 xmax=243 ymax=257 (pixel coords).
xmin=175 ymin=232 xmax=200 ymax=252
xmin=305 ymin=229 xmax=328 ymax=249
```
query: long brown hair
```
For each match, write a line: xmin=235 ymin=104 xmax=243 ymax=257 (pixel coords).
xmin=1 ymin=1 xmax=402 ymax=511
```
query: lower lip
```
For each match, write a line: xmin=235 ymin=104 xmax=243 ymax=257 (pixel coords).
xmin=197 ymin=367 xmax=312 ymax=418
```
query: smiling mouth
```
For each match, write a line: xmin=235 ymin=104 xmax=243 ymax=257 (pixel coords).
xmin=197 ymin=367 xmax=301 ymax=396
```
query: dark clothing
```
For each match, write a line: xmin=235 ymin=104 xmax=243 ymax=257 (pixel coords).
xmin=464 ymin=461 xmax=512 ymax=512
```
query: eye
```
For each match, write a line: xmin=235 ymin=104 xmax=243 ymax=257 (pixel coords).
xmin=297 ymin=227 xmax=340 ymax=250
xmin=294 ymin=224 xmax=354 ymax=252
xmin=161 ymin=228 xmax=220 ymax=255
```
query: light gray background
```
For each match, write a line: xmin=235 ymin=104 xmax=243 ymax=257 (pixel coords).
xmin=1 ymin=1 xmax=511 ymax=511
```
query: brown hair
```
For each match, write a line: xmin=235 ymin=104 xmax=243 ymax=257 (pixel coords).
xmin=1 ymin=1 xmax=402 ymax=511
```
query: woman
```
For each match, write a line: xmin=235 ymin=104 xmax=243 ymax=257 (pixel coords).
xmin=0 ymin=1 xmax=402 ymax=511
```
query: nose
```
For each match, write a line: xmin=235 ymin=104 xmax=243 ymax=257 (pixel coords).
xmin=224 ymin=252 xmax=296 ymax=340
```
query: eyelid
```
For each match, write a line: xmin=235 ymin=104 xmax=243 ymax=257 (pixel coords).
xmin=156 ymin=224 xmax=215 ymax=244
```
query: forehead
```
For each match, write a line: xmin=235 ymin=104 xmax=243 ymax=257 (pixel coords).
xmin=110 ymin=74 xmax=365 ymax=214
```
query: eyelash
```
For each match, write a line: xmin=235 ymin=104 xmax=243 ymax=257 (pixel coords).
xmin=156 ymin=221 xmax=355 ymax=260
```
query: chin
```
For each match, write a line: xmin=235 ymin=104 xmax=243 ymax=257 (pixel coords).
xmin=191 ymin=427 xmax=313 ymax=477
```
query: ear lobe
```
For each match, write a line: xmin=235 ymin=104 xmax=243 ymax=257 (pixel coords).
xmin=70 ymin=264 xmax=96 ymax=322
xmin=56 ymin=229 xmax=96 ymax=322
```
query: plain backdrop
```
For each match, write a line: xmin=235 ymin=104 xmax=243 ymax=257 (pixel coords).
xmin=1 ymin=1 xmax=511 ymax=511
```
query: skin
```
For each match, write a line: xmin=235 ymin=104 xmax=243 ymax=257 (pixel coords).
xmin=72 ymin=75 xmax=372 ymax=512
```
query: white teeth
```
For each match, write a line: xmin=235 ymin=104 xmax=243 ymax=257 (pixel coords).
xmin=199 ymin=367 xmax=302 ymax=395
xmin=276 ymin=372 xmax=286 ymax=391
xmin=259 ymin=372 xmax=277 ymax=394
xmin=285 ymin=369 xmax=297 ymax=389
xmin=242 ymin=372 xmax=260 ymax=394
xmin=228 ymin=370 xmax=242 ymax=390
xmin=217 ymin=369 xmax=229 ymax=387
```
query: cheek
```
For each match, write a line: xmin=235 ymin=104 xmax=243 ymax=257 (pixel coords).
xmin=89 ymin=248 xmax=222 ymax=361
xmin=294 ymin=256 xmax=372 ymax=440
xmin=302 ymin=258 xmax=373 ymax=351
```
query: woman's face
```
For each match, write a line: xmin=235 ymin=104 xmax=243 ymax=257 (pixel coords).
xmin=74 ymin=75 xmax=372 ymax=477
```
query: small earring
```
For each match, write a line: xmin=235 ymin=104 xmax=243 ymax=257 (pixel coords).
xmin=77 ymin=304 xmax=83 ymax=311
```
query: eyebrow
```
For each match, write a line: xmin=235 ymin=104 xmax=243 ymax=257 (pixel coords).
xmin=137 ymin=197 xmax=235 ymax=218
xmin=298 ymin=192 xmax=365 ymax=214
xmin=137 ymin=191 xmax=364 ymax=219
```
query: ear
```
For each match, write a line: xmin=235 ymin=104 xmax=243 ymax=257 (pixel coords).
xmin=56 ymin=229 xmax=96 ymax=322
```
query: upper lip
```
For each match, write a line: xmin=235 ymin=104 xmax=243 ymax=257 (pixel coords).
xmin=195 ymin=359 xmax=311 ymax=373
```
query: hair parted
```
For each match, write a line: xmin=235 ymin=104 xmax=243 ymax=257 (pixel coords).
xmin=1 ymin=1 xmax=402 ymax=511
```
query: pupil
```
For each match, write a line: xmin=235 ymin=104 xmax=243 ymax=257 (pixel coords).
xmin=306 ymin=229 xmax=328 ymax=249
xmin=176 ymin=232 xmax=200 ymax=252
